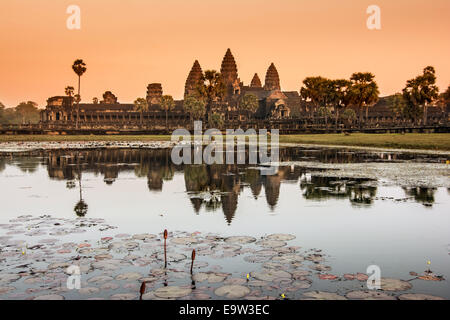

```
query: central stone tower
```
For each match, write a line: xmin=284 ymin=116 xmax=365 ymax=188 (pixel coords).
xmin=220 ymin=49 xmax=241 ymax=97
xmin=264 ymin=63 xmax=281 ymax=91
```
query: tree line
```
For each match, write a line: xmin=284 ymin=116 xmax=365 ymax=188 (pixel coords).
xmin=2 ymin=59 xmax=449 ymax=128
xmin=0 ymin=101 xmax=41 ymax=124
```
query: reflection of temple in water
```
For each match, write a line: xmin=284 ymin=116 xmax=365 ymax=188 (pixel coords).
xmin=1 ymin=147 xmax=442 ymax=223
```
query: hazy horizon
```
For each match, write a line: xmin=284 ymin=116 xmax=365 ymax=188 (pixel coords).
xmin=1 ymin=0 xmax=449 ymax=108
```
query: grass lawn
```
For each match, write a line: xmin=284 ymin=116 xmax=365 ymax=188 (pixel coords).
xmin=0 ymin=133 xmax=449 ymax=151
xmin=278 ymin=133 xmax=450 ymax=151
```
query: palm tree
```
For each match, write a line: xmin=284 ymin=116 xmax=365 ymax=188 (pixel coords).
xmin=183 ymin=95 xmax=206 ymax=121
xmin=348 ymin=72 xmax=379 ymax=127
xmin=402 ymin=66 xmax=439 ymax=125
xmin=133 ymin=98 xmax=148 ymax=127
xmin=72 ymin=59 xmax=87 ymax=129
xmin=160 ymin=95 xmax=175 ymax=131
xmin=326 ymin=79 xmax=351 ymax=130
xmin=196 ymin=70 xmax=226 ymax=118
xmin=300 ymin=76 xmax=329 ymax=121
xmin=239 ymin=93 xmax=259 ymax=120
xmin=387 ymin=93 xmax=407 ymax=120
xmin=65 ymin=86 xmax=74 ymax=97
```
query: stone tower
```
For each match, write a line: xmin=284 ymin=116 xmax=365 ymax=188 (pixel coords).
xmin=264 ymin=63 xmax=281 ymax=91
xmin=184 ymin=60 xmax=203 ymax=97
xmin=220 ymin=48 xmax=238 ymax=86
xmin=146 ymin=83 xmax=162 ymax=105
xmin=250 ymin=73 xmax=262 ymax=88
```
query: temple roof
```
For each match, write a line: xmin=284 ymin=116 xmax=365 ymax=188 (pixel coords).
xmin=250 ymin=73 xmax=262 ymax=88
xmin=264 ymin=63 xmax=281 ymax=91
xmin=220 ymin=48 xmax=238 ymax=85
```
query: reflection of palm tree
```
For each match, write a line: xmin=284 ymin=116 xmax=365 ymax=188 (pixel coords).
xmin=74 ymin=199 xmax=88 ymax=217
xmin=74 ymin=156 xmax=88 ymax=217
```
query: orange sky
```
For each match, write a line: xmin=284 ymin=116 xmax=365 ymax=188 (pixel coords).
xmin=1 ymin=0 xmax=449 ymax=107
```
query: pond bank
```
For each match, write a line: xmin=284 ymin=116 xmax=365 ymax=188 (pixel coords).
xmin=0 ymin=133 xmax=449 ymax=152
xmin=1 ymin=133 xmax=450 ymax=154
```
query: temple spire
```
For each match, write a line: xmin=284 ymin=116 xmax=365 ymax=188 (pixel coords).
xmin=264 ymin=63 xmax=281 ymax=91
xmin=250 ymin=73 xmax=262 ymax=88
xmin=184 ymin=60 xmax=203 ymax=97
xmin=220 ymin=48 xmax=238 ymax=85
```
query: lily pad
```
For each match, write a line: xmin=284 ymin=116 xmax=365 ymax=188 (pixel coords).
xmin=154 ymin=286 xmax=192 ymax=298
xmin=214 ymin=285 xmax=251 ymax=299
xmin=33 ymin=294 xmax=65 ymax=300
xmin=398 ymin=293 xmax=444 ymax=300
xmin=110 ymin=293 xmax=137 ymax=300
xmin=303 ymin=291 xmax=347 ymax=300
xmin=346 ymin=290 xmax=394 ymax=300
xmin=115 ymin=272 xmax=143 ymax=281
xmin=193 ymin=272 xmax=228 ymax=283
xmin=224 ymin=236 xmax=256 ymax=244
xmin=380 ymin=278 xmax=412 ymax=291
xmin=266 ymin=234 xmax=296 ymax=241
xmin=251 ymin=270 xmax=291 ymax=281
xmin=256 ymin=240 xmax=286 ymax=248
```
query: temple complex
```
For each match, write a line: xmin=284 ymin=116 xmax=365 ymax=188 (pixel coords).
xmin=39 ymin=48 xmax=448 ymax=132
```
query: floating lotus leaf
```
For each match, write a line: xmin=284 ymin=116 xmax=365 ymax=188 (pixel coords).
xmin=154 ymin=286 xmax=192 ymax=298
xmin=309 ymin=264 xmax=331 ymax=272
xmin=291 ymin=270 xmax=311 ymax=278
xmin=247 ymin=280 xmax=268 ymax=287
xmin=115 ymin=272 xmax=143 ymax=281
xmin=79 ymin=287 xmax=100 ymax=295
xmin=262 ymin=262 xmax=285 ymax=270
xmin=87 ymin=275 xmax=113 ymax=284
xmin=100 ymin=282 xmax=119 ymax=290
xmin=266 ymin=234 xmax=296 ymax=241
xmin=33 ymin=294 xmax=65 ymax=300
xmin=398 ymin=293 xmax=444 ymax=300
xmin=132 ymin=233 xmax=156 ymax=240
xmin=0 ymin=286 xmax=15 ymax=294
xmin=0 ymin=274 xmax=20 ymax=284
xmin=156 ymin=252 xmax=186 ymax=262
xmin=251 ymin=270 xmax=291 ymax=281
xmin=255 ymin=250 xmax=278 ymax=256
xmin=214 ymin=285 xmax=251 ymax=299
xmin=380 ymin=278 xmax=412 ymax=291
xmin=110 ymin=293 xmax=137 ymax=300
xmin=346 ymin=291 xmax=395 ymax=300
xmin=224 ymin=236 xmax=256 ymax=244
xmin=271 ymin=254 xmax=304 ymax=264
xmin=193 ymin=272 xmax=228 ymax=283
xmin=293 ymin=280 xmax=312 ymax=289
xmin=224 ymin=278 xmax=247 ymax=285
xmin=171 ymin=237 xmax=199 ymax=245
xmin=303 ymin=291 xmax=347 ymax=300
xmin=256 ymin=240 xmax=286 ymax=248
